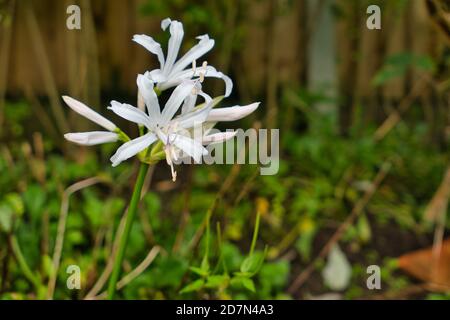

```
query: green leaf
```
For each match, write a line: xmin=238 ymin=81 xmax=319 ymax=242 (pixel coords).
xmin=143 ymin=192 xmax=161 ymax=229
xmin=230 ymin=276 xmax=256 ymax=293
xmin=41 ymin=254 xmax=55 ymax=278
xmin=83 ymin=193 xmax=104 ymax=227
xmin=205 ymin=275 xmax=229 ymax=289
xmin=150 ymin=256 xmax=188 ymax=288
xmin=201 ymin=255 xmax=209 ymax=274
xmin=5 ymin=193 xmax=24 ymax=217
xmin=180 ymin=279 xmax=204 ymax=294
xmin=241 ymin=278 xmax=256 ymax=292
xmin=240 ymin=251 xmax=265 ymax=275
xmin=22 ymin=184 xmax=46 ymax=219
xmin=295 ymin=227 xmax=316 ymax=261
xmin=66 ymin=230 xmax=84 ymax=246
xmin=357 ymin=214 xmax=371 ymax=243
xmin=259 ymin=260 xmax=290 ymax=289
xmin=372 ymin=53 xmax=435 ymax=86
xmin=0 ymin=204 xmax=13 ymax=232
xmin=189 ymin=266 xmax=208 ymax=277
xmin=373 ymin=67 xmax=405 ymax=86
xmin=189 ymin=255 xmax=210 ymax=277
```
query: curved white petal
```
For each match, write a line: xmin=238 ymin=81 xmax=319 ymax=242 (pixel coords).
xmin=162 ymin=19 xmax=184 ymax=76
xmin=156 ymin=71 xmax=191 ymax=90
xmin=158 ymin=65 xmax=233 ymax=97
xmin=198 ymin=90 xmax=213 ymax=104
xmin=108 ymin=100 xmax=151 ymax=128
xmin=169 ymin=35 xmax=215 ymax=76
xmin=203 ymin=66 xmax=233 ymax=97
xmin=161 ymin=81 xmax=196 ymax=124
xmin=206 ymin=102 xmax=260 ymax=122
xmin=161 ymin=18 xmax=172 ymax=30
xmin=64 ymin=131 xmax=118 ymax=146
xmin=147 ymin=69 xmax=167 ymax=83
xmin=110 ymin=132 xmax=157 ymax=167
xmin=62 ymin=96 xmax=116 ymax=131
xmin=132 ymin=34 xmax=165 ymax=69
xmin=171 ymin=134 xmax=207 ymax=163
xmin=137 ymin=91 xmax=145 ymax=111
xmin=202 ymin=131 xmax=237 ymax=145
xmin=181 ymin=92 xmax=197 ymax=114
xmin=137 ymin=74 xmax=160 ymax=125
xmin=154 ymin=129 xmax=169 ymax=145
xmin=181 ymin=82 xmax=210 ymax=114
xmin=176 ymin=95 xmax=213 ymax=129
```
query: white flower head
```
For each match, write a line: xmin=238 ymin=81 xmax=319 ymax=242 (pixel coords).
xmin=109 ymin=76 xmax=214 ymax=180
xmin=62 ymin=18 xmax=260 ymax=183
xmin=133 ymin=18 xmax=232 ymax=97
xmin=109 ymin=74 xmax=260 ymax=181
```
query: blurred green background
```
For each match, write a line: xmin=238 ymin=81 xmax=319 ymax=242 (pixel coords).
xmin=0 ymin=0 xmax=449 ymax=300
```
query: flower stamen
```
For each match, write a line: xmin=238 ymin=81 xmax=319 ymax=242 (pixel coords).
xmin=199 ymin=61 xmax=208 ymax=83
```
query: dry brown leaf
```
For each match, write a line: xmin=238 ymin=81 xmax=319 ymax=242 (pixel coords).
xmin=398 ymin=238 xmax=450 ymax=291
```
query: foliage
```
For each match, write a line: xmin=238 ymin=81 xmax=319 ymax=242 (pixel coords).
xmin=0 ymin=83 xmax=447 ymax=299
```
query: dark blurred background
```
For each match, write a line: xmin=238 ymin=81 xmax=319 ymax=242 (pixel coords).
xmin=2 ymin=0 xmax=449 ymax=138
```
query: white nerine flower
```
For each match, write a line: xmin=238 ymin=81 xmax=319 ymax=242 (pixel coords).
xmin=109 ymin=75 xmax=259 ymax=181
xmin=108 ymin=76 xmax=214 ymax=180
xmin=62 ymin=17 xmax=260 ymax=183
xmin=133 ymin=18 xmax=232 ymax=97
xmin=62 ymin=96 xmax=119 ymax=146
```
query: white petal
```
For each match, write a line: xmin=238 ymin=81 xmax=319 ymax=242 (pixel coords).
xmin=161 ymin=81 xmax=195 ymax=124
xmin=132 ymin=34 xmax=165 ymax=68
xmin=162 ymin=20 xmax=184 ymax=76
xmin=176 ymin=97 xmax=213 ymax=129
xmin=110 ymin=132 xmax=157 ymax=167
xmin=137 ymin=92 xmax=145 ymax=112
xmin=180 ymin=82 xmax=210 ymax=114
xmin=202 ymin=131 xmax=237 ymax=145
xmin=158 ymin=65 xmax=233 ymax=97
xmin=148 ymin=69 xmax=167 ymax=83
xmin=169 ymin=35 xmax=215 ymax=76
xmin=206 ymin=102 xmax=260 ymax=122
xmin=62 ymin=96 xmax=116 ymax=131
xmin=156 ymin=69 xmax=194 ymax=90
xmin=198 ymin=91 xmax=213 ymax=104
xmin=64 ymin=131 xmax=118 ymax=146
xmin=171 ymin=134 xmax=207 ymax=163
xmin=137 ymin=74 xmax=160 ymax=125
xmin=108 ymin=100 xmax=151 ymax=128
xmin=202 ymin=66 xmax=233 ymax=97
xmin=161 ymin=18 xmax=172 ymax=30
xmin=155 ymin=129 xmax=169 ymax=145
xmin=181 ymin=92 xmax=197 ymax=114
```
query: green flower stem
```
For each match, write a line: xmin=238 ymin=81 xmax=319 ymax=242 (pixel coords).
xmin=107 ymin=162 xmax=149 ymax=299
xmin=114 ymin=127 xmax=131 ymax=143
xmin=249 ymin=211 xmax=261 ymax=256
xmin=10 ymin=235 xmax=41 ymax=291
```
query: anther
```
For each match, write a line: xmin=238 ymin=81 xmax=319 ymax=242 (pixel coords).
xmin=192 ymin=60 xmax=197 ymax=75
xmin=199 ymin=61 xmax=208 ymax=83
